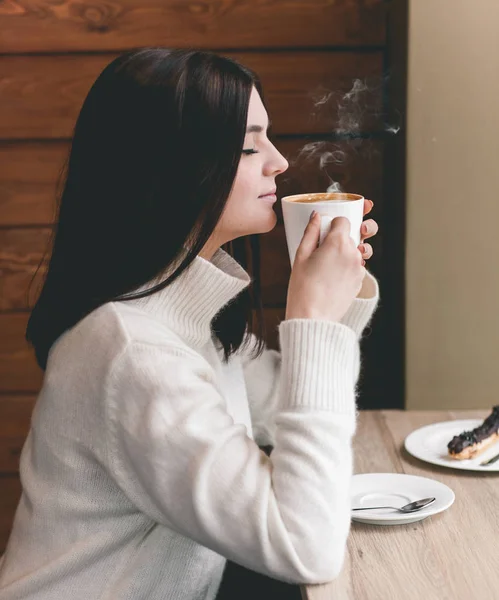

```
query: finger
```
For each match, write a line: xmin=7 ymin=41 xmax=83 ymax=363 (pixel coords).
xmin=295 ymin=211 xmax=321 ymax=261
xmin=358 ymin=242 xmax=373 ymax=260
xmin=363 ymin=199 xmax=374 ymax=217
xmin=360 ymin=219 xmax=379 ymax=242
xmin=327 ymin=215 xmax=352 ymax=238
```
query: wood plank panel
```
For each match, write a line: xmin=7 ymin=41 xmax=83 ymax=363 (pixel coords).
xmin=0 ymin=142 xmax=64 ymax=226
xmin=0 ymin=228 xmax=52 ymax=311
xmin=0 ymin=476 xmax=21 ymax=554
xmin=0 ymin=395 xmax=35 ymax=473
xmin=0 ymin=52 xmax=383 ymax=139
xmin=0 ymin=313 xmax=43 ymax=393
xmin=0 ymin=0 xmax=386 ymax=54
xmin=0 ymin=137 xmax=383 ymax=226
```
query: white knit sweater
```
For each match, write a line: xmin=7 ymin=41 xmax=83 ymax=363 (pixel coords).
xmin=0 ymin=248 xmax=378 ymax=600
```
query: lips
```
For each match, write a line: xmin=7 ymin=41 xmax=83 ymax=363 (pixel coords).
xmin=259 ymin=188 xmax=277 ymax=197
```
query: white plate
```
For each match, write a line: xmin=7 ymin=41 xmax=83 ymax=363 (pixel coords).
xmin=404 ymin=420 xmax=499 ymax=472
xmin=351 ymin=473 xmax=455 ymax=526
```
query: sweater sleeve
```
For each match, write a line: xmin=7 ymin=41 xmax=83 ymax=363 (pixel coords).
xmin=340 ymin=270 xmax=379 ymax=338
xmin=241 ymin=271 xmax=379 ymax=447
xmin=105 ymin=321 xmax=359 ymax=585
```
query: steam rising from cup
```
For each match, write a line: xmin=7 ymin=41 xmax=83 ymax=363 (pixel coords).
xmin=295 ymin=77 xmax=401 ymax=194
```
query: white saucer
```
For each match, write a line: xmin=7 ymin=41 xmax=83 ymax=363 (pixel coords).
xmin=351 ymin=473 xmax=455 ymax=526
xmin=404 ymin=420 xmax=499 ymax=472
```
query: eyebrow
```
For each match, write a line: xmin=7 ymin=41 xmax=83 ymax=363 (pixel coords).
xmin=246 ymin=121 xmax=272 ymax=134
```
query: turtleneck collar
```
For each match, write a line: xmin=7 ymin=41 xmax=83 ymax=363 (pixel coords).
xmin=123 ymin=248 xmax=251 ymax=348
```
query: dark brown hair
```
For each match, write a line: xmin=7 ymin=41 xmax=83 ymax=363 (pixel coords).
xmin=26 ymin=48 xmax=266 ymax=370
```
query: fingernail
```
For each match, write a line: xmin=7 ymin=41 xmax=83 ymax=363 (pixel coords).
xmin=369 ymin=200 xmax=374 ymax=208
xmin=309 ymin=210 xmax=316 ymax=221
xmin=361 ymin=224 xmax=368 ymax=235
xmin=359 ymin=244 xmax=366 ymax=253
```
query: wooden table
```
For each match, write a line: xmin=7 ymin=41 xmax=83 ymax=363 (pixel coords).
xmin=301 ymin=410 xmax=499 ymax=600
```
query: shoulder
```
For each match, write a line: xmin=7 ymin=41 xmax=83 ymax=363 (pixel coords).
xmin=47 ymin=301 xmax=196 ymax=383
xmin=107 ymin=301 xmax=186 ymax=349
xmin=103 ymin=307 xmax=219 ymax=401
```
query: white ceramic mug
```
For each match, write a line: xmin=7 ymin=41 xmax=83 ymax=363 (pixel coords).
xmin=281 ymin=192 xmax=364 ymax=266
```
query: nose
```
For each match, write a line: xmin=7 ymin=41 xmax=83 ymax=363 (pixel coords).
xmin=265 ymin=144 xmax=289 ymax=176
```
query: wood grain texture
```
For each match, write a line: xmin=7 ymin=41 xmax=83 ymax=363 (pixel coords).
xmin=0 ymin=137 xmax=384 ymax=226
xmin=0 ymin=227 xmax=52 ymax=311
xmin=0 ymin=394 xmax=35 ymax=473
xmin=0 ymin=313 xmax=43 ymax=392
xmin=0 ymin=52 xmax=383 ymax=139
xmin=0 ymin=476 xmax=21 ymax=554
xmin=0 ymin=142 xmax=64 ymax=226
xmin=302 ymin=410 xmax=499 ymax=600
xmin=0 ymin=0 xmax=386 ymax=54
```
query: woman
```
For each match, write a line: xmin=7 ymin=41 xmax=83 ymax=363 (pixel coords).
xmin=0 ymin=48 xmax=379 ymax=599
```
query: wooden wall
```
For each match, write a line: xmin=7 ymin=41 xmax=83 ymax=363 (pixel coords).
xmin=0 ymin=0 xmax=389 ymax=552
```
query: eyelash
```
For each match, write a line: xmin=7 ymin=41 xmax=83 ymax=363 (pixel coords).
xmin=242 ymin=149 xmax=259 ymax=155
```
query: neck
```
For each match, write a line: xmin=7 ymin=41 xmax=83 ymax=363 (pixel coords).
xmin=199 ymin=237 xmax=223 ymax=261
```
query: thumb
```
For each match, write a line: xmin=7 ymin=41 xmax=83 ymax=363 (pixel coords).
xmin=295 ymin=211 xmax=321 ymax=262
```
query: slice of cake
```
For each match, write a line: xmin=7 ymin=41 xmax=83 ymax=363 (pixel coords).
xmin=447 ymin=406 xmax=499 ymax=460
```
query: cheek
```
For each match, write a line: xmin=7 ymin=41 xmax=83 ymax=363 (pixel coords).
xmin=231 ymin=161 xmax=260 ymax=201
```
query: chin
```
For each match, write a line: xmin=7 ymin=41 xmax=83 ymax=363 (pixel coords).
xmin=231 ymin=212 xmax=278 ymax=239
xmin=255 ymin=211 xmax=278 ymax=235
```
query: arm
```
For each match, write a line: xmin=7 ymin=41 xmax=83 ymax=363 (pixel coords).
xmin=241 ymin=271 xmax=379 ymax=446
xmin=105 ymin=321 xmax=359 ymax=585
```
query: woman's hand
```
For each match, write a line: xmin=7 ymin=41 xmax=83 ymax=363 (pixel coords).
xmin=358 ymin=199 xmax=378 ymax=266
xmin=285 ymin=214 xmax=366 ymax=323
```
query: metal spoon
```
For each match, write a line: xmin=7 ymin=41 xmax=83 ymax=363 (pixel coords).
xmin=352 ymin=497 xmax=436 ymax=513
